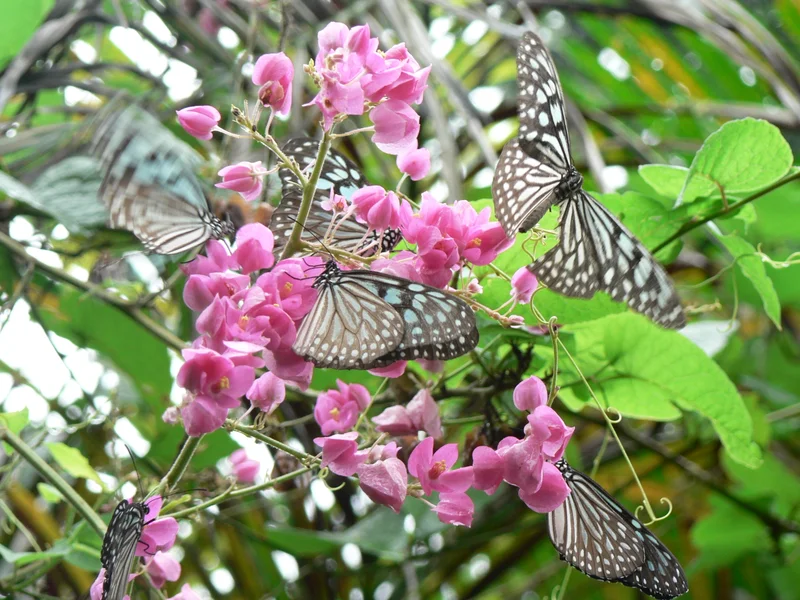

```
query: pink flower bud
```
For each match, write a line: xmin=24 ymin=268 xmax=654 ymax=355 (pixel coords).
xmin=397 ymin=147 xmax=430 ymax=180
xmin=406 ymin=389 xmax=442 ymax=439
xmin=176 ymin=105 xmax=221 ymax=140
xmin=357 ymin=457 xmax=408 ymax=513
xmin=433 ymin=492 xmax=474 ymax=527
xmin=229 ymin=448 xmax=260 ymax=483
xmin=314 ymin=432 xmax=368 ymax=477
xmin=471 ymin=446 xmax=505 ymax=495
xmin=351 ymin=186 xmax=409 ymax=232
xmin=252 ymin=52 xmax=294 ymax=116
xmin=145 ymin=551 xmax=181 ymax=589
xmin=511 ymin=267 xmax=538 ymax=304
xmin=370 ymin=100 xmax=420 ymax=156
xmin=246 ymin=372 xmax=285 ymax=415
xmin=215 ymin=161 xmax=267 ymax=201
xmin=513 ymin=376 xmax=548 ymax=412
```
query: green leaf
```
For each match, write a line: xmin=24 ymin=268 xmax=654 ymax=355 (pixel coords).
xmin=691 ymin=495 xmax=772 ymax=571
xmin=718 ymin=234 xmax=782 ymax=329
xmin=0 ymin=0 xmax=56 ymax=69
xmin=678 ymin=118 xmax=793 ymax=203
xmin=639 ymin=164 xmax=716 ymax=203
xmin=0 ymin=408 xmax=29 ymax=454
xmin=37 ymin=482 xmax=63 ymax=503
xmin=37 ymin=287 xmax=171 ymax=408
xmin=565 ymin=313 xmax=762 ymax=467
xmin=0 ymin=540 xmax=69 ymax=567
xmin=46 ymin=442 xmax=105 ymax=487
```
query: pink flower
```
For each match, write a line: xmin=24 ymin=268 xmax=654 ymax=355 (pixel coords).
xmin=371 ymin=251 xmax=423 ymax=282
xmin=408 ymin=437 xmax=473 ymax=496
xmin=372 ymin=406 xmax=416 ymax=436
xmin=91 ymin=569 xmax=131 ymax=600
xmin=370 ymin=100 xmax=420 ymax=155
xmin=314 ymin=380 xmax=371 ymax=435
xmin=144 ymin=551 xmax=181 ymax=588
xmin=182 ymin=240 xmax=238 ymax=277
xmin=253 ymin=52 xmax=293 ymax=116
xmin=496 ymin=435 xmax=544 ymax=497
xmin=511 ymin=267 xmax=538 ymax=304
xmin=526 ymin=407 xmax=574 ymax=462
xmin=263 ymin=348 xmax=313 ymax=390
xmin=168 ymin=584 xmax=203 ymax=600
xmin=183 ymin=272 xmax=250 ymax=312
xmin=178 ymin=348 xmax=255 ymax=436
xmin=176 ymin=105 xmax=220 ymax=140
xmin=234 ymin=223 xmax=275 ymax=273
xmin=433 ymin=492 xmax=474 ymax=527
xmin=362 ymin=43 xmax=430 ymax=105
xmin=216 ymin=161 xmax=267 ymax=201
xmin=257 ymin=258 xmax=320 ymax=321
xmin=406 ymin=389 xmax=442 ymax=438
xmin=229 ymin=448 xmax=260 ymax=483
xmin=314 ymin=432 xmax=368 ymax=476
xmin=397 ymin=148 xmax=430 ymax=180
xmin=247 ymin=372 xmax=285 ymax=415
xmin=137 ymin=497 xmax=178 ymax=557
xmin=513 ymin=376 xmax=548 ymax=412
xmin=162 ymin=406 xmax=179 ymax=425
xmin=368 ymin=360 xmax=407 ymax=378
xmin=321 ymin=189 xmax=349 ymax=213
xmin=351 ymin=186 xmax=410 ymax=231
xmin=471 ymin=446 xmax=504 ymax=495
xmin=518 ymin=461 xmax=570 ymax=513
xmin=357 ymin=457 xmax=408 ymax=513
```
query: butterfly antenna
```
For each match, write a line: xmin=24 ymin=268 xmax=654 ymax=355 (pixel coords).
xmin=123 ymin=444 xmax=146 ymax=501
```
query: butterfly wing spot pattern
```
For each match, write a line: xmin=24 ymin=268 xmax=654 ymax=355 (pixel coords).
xmin=548 ymin=460 xmax=688 ymax=599
xmin=293 ymin=262 xmax=479 ymax=370
xmin=492 ymin=32 xmax=686 ymax=329
xmin=273 ymin=137 xmax=401 ymax=256
xmin=100 ymin=500 xmax=148 ymax=600
xmin=92 ymin=106 xmax=233 ymax=255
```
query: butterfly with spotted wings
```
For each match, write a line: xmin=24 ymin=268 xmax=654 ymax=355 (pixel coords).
xmin=91 ymin=106 xmax=234 ymax=255
xmin=293 ymin=261 xmax=478 ymax=370
xmin=492 ymin=32 xmax=685 ymax=329
xmin=548 ymin=459 xmax=688 ymax=599
xmin=272 ymin=137 xmax=402 ymax=257
xmin=99 ymin=499 xmax=150 ymax=600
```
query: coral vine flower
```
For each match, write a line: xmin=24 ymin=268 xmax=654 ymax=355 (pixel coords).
xmin=314 ymin=432 xmax=368 ymax=476
xmin=229 ymin=448 xmax=260 ymax=484
xmin=216 ymin=161 xmax=267 ymax=201
xmin=144 ymin=551 xmax=181 ymax=588
xmin=408 ymin=437 xmax=473 ymax=496
xmin=314 ymin=380 xmax=371 ymax=435
xmin=176 ymin=105 xmax=220 ymax=140
xmin=252 ymin=52 xmax=294 ymax=116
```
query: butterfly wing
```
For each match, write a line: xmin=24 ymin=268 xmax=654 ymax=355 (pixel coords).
xmin=93 ymin=107 xmax=232 ymax=255
xmin=516 ymin=31 xmax=573 ymax=171
xmin=619 ymin=529 xmax=689 ymax=600
xmin=341 ymin=271 xmax=479 ymax=368
xmin=273 ymin=138 xmax=401 ymax=256
xmin=492 ymin=137 xmax=563 ymax=235
xmin=548 ymin=460 xmax=646 ymax=581
xmin=101 ymin=501 xmax=146 ymax=600
xmin=532 ymin=191 xmax=685 ymax=328
xmin=293 ymin=266 xmax=406 ymax=370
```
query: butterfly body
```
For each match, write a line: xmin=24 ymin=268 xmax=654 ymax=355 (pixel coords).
xmin=293 ymin=261 xmax=478 ymax=370
xmin=493 ymin=32 xmax=685 ymax=329
xmin=92 ymin=106 xmax=234 ymax=255
xmin=100 ymin=500 xmax=149 ymax=600
xmin=273 ymin=138 xmax=401 ymax=256
xmin=548 ymin=460 xmax=688 ymax=599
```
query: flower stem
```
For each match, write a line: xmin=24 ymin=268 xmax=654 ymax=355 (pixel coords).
xmin=155 ymin=434 xmax=202 ymax=497
xmin=0 ymin=426 xmax=106 ymax=537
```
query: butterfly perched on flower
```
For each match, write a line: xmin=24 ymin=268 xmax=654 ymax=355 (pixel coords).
xmin=272 ymin=137 xmax=402 ymax=257
xmin=99 ymin=499 xmax=149 ymax=600
xmin=548 ymin=459 xmax=688 ymax=599
xmin=91 ymin=106 xmax=234 ymax=255
xmin=293 ymin=261 xmax=478 ymax=370
xmin=492 ymin=32 xmax=685 ymax=329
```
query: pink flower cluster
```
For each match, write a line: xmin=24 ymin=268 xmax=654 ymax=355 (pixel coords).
xmin=372 ymin=193 xmax=513 ymax=288
xmin=472 ymin=376 xmax=574 ymax=512
xmin=311 ymin=376 xmax=573 ymax=526
xmin=173 ymin=224 xmax=320 ymax=436
xmin=90 ymin=496 xmax=180 ymax=599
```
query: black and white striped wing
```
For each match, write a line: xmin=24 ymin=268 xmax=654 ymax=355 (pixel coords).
xmin=531 ymin=191 xmax=685 ymax=329
xmin=516 ymin=31 xmax=572 ymax=171
xmin=293 ymin=267 xmax=406 ymax=370
xmin=344 ymin=271 xmax=479 ymax=368
xmin=293 ymin=263 xmax=479 ymax=370
xmin=93 ymin=107 xmax=232 ymax=255
xmin=273 ymin=138 xmax=400 ymax=256
xmin=548 ymin=460 xmax=646 ymax=581
xmin=101 ymin=500 xmax=147 ymax=600
xmin=492 ymin=137 xmax=563 ymax=234
xmin=620 ymin=528 xmax=689 ymax=599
